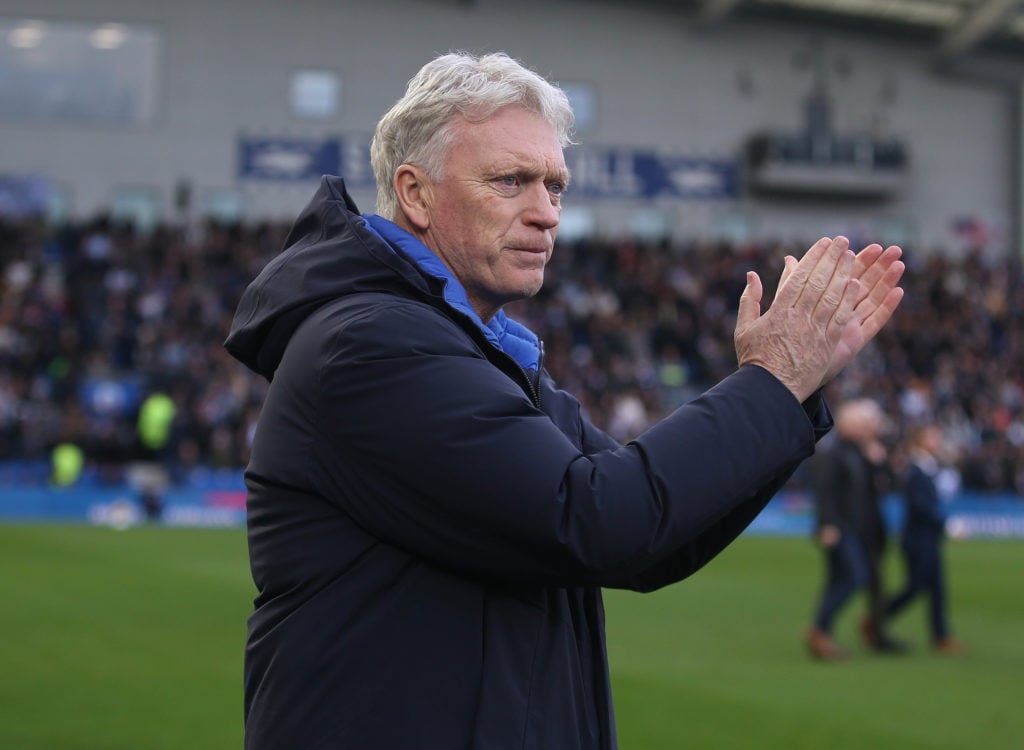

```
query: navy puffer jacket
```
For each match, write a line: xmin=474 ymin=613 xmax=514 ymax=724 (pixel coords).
xmin=225 ymin=176 xmax=831 ymax=750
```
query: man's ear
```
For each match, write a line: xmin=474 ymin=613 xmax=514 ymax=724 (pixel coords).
xmin=394 ymin=164 xmax=432 ymax=231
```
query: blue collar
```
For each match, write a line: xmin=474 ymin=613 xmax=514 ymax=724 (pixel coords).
xmin=360 ymin=214 xmax=541 ymax=372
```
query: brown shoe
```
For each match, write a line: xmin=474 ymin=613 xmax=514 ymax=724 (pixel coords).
xmin=934 ymin=637 xmax=965 ymax=655
xmin=806 ymin=627 xmax=849 ymax=661
xmin=859 ymin=616 xmax=879 ymax=648
xmin=860 ymin=617 xmax=910 ymax=653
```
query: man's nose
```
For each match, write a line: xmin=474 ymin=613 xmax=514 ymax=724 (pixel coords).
xmin=522 ymin=183 xmax=560 ymax=230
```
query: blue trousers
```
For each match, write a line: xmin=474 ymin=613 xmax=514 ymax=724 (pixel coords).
xmin=813 ymin=533 xmax=871 ymax=633
xmin=885 ymin=536 xmax=949 ymax=640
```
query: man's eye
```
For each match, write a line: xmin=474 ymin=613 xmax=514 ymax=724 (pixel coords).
xmin=500 ymin=176 xmax=519 ymax=187
xmin=549 ymin=182 xmax=565 ymax=196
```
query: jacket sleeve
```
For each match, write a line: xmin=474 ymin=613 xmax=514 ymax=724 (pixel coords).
xmin=305 ymin=301 xmax=827 ymax=588
xmin=809 ymin=443 xmax=844 ymax=530
xmin=608 ymin=396 xmax=832 ymax=592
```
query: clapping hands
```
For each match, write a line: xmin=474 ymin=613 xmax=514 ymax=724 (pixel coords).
xmin=734 ymin=236 xmax=905 ymax=403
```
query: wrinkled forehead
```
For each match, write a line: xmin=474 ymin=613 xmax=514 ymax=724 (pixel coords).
xmin=448 ymin=106 xmax=569 ymax=180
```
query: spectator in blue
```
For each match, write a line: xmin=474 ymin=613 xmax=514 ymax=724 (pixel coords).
xmin=884 ymin=423 xmax=965 ymax=654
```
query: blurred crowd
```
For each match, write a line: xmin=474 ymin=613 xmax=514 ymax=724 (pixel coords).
xmin=0 ymin=215 xmax=1022 ymax=495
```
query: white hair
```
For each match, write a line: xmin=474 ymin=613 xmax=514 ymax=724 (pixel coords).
xmin=836 ymin=398 xmax=884 ymax=439
xmin=369 ymin=51 xmax=575 ymax=220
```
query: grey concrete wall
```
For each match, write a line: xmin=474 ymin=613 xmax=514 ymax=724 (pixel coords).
xmin=0 ymin=0 xmax=1014 ymax=251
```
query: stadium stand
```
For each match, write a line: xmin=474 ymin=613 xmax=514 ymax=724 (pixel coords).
xmin=0 ymin=214 xmax=1021 ymax=496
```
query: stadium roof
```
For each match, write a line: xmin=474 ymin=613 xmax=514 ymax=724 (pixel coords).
xmin=676 ymin=0 xmax=1024 ymax=81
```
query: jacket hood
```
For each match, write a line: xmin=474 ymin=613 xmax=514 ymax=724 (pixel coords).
xmin=225 ymin=175 xmax=540 ymax=380
xmin=224 ymin=176 xmax=440 ymax=379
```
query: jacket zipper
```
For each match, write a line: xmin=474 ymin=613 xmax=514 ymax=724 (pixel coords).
xmin=515 ymin=339 xmax=544 ymax=408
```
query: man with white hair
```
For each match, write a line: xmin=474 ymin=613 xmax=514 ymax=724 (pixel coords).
xmin=806 ymin=398 xmax=906 ymax=659
xmin=226 ymin=52 xmax=904 ymax=748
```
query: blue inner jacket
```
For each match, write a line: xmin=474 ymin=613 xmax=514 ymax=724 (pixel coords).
xmin=362 ymin=213 xmax=541 ymax=372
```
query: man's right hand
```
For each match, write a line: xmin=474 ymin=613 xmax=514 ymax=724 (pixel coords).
xmin=819 ymin=524 xmax=841 ymax=548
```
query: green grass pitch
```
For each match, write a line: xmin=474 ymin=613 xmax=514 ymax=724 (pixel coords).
xmin=1 ymin=524 xmax=1021 ymax=749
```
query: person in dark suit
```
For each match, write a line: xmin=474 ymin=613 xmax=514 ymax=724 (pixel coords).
xmin=884 ymin=423 xmax=964 ymax=653
xmin=806 ymin=398 xmax=906 ymax=659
